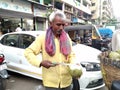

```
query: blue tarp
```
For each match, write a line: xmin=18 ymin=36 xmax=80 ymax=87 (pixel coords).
xmin=98 ymin=28 xmax=113 ymax=38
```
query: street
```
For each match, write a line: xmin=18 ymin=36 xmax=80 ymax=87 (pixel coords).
xmin=6 ymin=71 xmax=44 ymax=90
xmin=5 ymin=71 xmax=107 ymax=90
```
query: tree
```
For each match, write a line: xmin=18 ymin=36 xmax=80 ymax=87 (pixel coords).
xmin=106 ymin=18 xmax=117 ymax=25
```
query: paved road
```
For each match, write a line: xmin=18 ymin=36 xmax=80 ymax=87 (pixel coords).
xmin=6 ymin=72 xmax=44 ymax=90
xmin=5 ymin=71 xmax=108 ymax=90
xmin=96 ymin=87 xmax=108 ymax=90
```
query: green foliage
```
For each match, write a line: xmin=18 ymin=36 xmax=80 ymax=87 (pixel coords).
xmin=45 ymin=9 xmax=53 ymax=19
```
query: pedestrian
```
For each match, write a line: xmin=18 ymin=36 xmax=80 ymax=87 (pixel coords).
xmin=15 ymin=25 xmax=22 ymax=32
xmin=111 ymin=29 xmax=120 ymax=51
xmin=84 ymin=30 xmax=92 ymax=46
xmin=24 ymin=10 xmax=77 ymax=90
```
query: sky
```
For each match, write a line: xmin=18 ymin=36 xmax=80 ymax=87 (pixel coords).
xmin=111 ymin=0 xmax=120 ymax=18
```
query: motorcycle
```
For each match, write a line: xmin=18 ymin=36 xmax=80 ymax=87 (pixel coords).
xmin=0 ymin=54 xmax=9 ymax=90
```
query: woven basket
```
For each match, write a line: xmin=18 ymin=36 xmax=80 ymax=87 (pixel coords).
xmin=99 ymin=51 xmax=120 ymax=90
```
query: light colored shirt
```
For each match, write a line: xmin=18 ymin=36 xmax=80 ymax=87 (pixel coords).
xmin=24 ymin=32 xmax=75 ymax=88
xmin=15 ymin=27 xmax=22 ymax=32
xmin=112 ymin=30 xmax=120 ymax=51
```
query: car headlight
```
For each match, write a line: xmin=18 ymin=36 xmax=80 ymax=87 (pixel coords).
xmin=80 ymin=62 xmax=100 ymax=71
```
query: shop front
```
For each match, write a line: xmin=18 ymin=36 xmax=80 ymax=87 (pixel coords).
xmin=0 ymin=0 xmax=34 ymax=34
xmin=33 ymin=3 xmax=48 ymax=31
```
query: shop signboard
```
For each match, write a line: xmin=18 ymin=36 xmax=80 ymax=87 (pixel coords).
xmin=34 ymin=7 xmax=47 ymax=18
xmin=0 ymin=0 xmax=32 ymax=14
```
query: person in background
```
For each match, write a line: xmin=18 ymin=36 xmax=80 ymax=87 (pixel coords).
xmin=24 ymin=10 xmax=76 ymax=90
xmin=84 ymin=30 xmax=92 ymax=46
xmin=0 ymin=29 xmax=3 ymax=36
xmin=111 ymin=29 xmax=120 ymax=51
xmin=15 ymin=25 xmax=22 ymax=32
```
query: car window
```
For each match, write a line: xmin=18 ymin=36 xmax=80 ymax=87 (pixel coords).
xmin=19 ymin=34 xmax=35 ymax=49
xmin=0 ymin=34 xmax=19 ymax=47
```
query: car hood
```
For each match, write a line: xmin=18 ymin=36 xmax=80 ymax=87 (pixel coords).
xmin=72 ymin=44 xmax=101 ymax=63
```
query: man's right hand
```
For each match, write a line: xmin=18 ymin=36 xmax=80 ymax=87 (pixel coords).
xmin=40 ymin=60 xmax=57 ymax=68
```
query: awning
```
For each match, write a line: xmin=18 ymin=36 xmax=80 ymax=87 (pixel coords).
xmin=98 ymin=28 xmax=113 ymax=38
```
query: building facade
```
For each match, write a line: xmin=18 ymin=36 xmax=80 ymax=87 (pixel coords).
xmin=90 ymin=0 xmax=113 ymax=26
xmin=101 ymin=0 xmax=113 ymax=25
xmin=55 ymin=0 xmax=92 ymax=24
xmin=0 ymin=0 xmax=115 ymax=33
xmin=43 ymin=0 xmax=92 ymax=24
xmin=0 ymin=0 xmax=48 ymax=33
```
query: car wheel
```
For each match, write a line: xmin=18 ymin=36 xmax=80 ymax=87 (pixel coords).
xmin=72 ymin=78 xmax=80 ymax=90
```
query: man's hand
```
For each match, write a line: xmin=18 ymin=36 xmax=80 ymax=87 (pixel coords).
xmin=40 ymin=60 xmax=58 ymax=68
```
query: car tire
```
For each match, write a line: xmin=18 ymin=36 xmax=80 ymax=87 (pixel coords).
xmin=72 ymin=78 xmax=80 ymax=90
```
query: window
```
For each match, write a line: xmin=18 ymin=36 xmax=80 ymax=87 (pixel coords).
xmin=65 ymin=4 xmax=72 ymax=12
xmin=19 ymin=34 xmax=35 ymax=49
xmin=1 ymin=34 xmax=19 ymax=47
xmin=92 ymin=3 xmax=95 ymax=6
xmin=103 ymin=1 xmax=107 ymax=5
xmin=54 ymin=1 xmax=62 ymax=10
xmin=76 ymin=0 xmax=81 ymax=3
xmin=91 ymin=10 xmax=96 ymax=14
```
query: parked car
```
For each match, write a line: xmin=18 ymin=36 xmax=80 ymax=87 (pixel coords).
xmin=0 ymin=31 xmax=105 ymax=90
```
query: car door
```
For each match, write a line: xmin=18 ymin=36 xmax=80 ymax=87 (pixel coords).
xmin=18 ymin=34 xmax=42 ymax=77
xmin=0 ymin=34 xmax=20 ymax=64
xmin=0 ymin=33 xmax=42 ymax=79
xmin=18 ymin=34 xmax=36 ymax=65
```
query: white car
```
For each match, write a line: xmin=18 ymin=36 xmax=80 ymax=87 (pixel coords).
xmin=0 ymin=31 xmax=105 ymax=90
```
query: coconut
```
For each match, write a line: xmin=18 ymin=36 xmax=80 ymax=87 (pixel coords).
xmin=69 ymin=64 xmax=82 ymax=78
xmin=109 ymin=51 xmax=120 ymax=60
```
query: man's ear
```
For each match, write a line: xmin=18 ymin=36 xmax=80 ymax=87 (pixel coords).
xmin=49 ymin=22 xmax=53 ymax=26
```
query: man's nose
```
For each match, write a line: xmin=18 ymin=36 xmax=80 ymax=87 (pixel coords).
xmin=59 ymin=25 xmax=64 ymax=30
